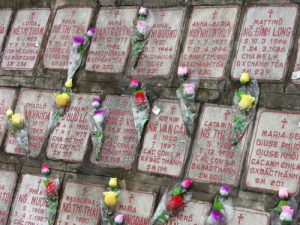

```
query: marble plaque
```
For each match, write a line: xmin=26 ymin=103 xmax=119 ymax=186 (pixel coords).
xmin=0 ymin=9 xmax=12 ymax=51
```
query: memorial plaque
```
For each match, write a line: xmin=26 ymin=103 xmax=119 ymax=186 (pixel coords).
xmin=44 ymin=7 xmax=93 ymax=69
xmin=85 ymin=7 xmax=137 ymax=73
xmin=117 ymin=190 xmax=155 ymax=225
xmin=47 ymin=93 xmax=96 ymax=162
xmin=9 ymin=174 xmax=49 ymax=225
xmin=245 ymin=109 xmax=300 ymax=194
xmin=0 ymin=170 xmax=17 ymax=225
xmin=1 ymin=8 xmax=50 ymax=70
xmin=0 ymin=9 xmax=12 ymax=50
xmin=231 ymin=6 xmax=297 ymax=81
xmin=90 ymin=95 xmax=139 ymax=169
xmin=56 ymin=181 xmax=103 ymax=225
xmin=167 ymin=201 xmax=209 ymax=225
xmin=0 ymin=88 xmax=16 ymax=147
xmin=129 ymin=8 xmax=185 ymax=78
xmin=186 ymin=105 xmax=248 ymax=186
xmin=138 ymin=99 xmax=191 ymax=177
xmin=232 ymin=207 xmax=269 ymax=225
xmin=179 ymin=6 xmax=238 ymax=79
xmin=5 ymin=89 xmax=54 ymax=158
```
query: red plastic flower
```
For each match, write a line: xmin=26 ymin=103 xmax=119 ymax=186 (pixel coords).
xmin=167 ymin=195 xmax=184 ymax=210
xmin=134 ymin=91 xmax=146 ymax=106
xmin=46 ymin=181 xmax=57 ymax=197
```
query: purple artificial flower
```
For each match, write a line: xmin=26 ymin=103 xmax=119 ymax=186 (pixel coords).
xmin=73 ymin=36 xmax=85 ymax=48
xmin=280 ymin=206 xmax=294 ymax=222
xmin=93 ymin=109 xmax=105 ymax=123
xmin=114 ymin=214 xmax=125 ymax=224
xmin=87 ymin=28 xmax=95 ymax=37
xmin=220 ymin=185 xmax=231 ymax=197
xmin=92 ymin=97 xmax=102 ymax=109
xmin=183 ymin=83 xmax=196 ymax=95
xmin=181 ymin=179 xmax=192 ymax=189
xmin=278 ymin=187 xmax=289 ymax=199
xmin=207 ymin=210 xmax=224 ymax=224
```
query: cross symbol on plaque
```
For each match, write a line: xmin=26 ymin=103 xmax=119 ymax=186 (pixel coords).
xmin=212 ymin=10 xmax=218 ymax=20
xmin=30 ymin=12 xmax=36 ymax=21
xmin=71 ymin=10 xmax=76 ymax=17
xmin=37 ymin=178 xmax=43 ymax=189
xmin=268 ymin=9 xmax=274 ymax=18
xmin=281 ymin=118 xmax=288 ymax=129
xmin=171 ymin=105 xmax=176 ymax=114
xmin=224 ymin=110 xmax=231 ymax=120
xmin=160 ymin=13 xmax=166 ymax=21
xmin=82 ymin=187 xmax=89 ymax=195
xmin=129 ymin=194 xmax=134 ymax=203
xmin=115 ymin=10 xmax=120 ymax=18
xmin=37 ymin=93 xmax=42 ymax=101
xmin=238 ymin=214 xmax=244 ymax=224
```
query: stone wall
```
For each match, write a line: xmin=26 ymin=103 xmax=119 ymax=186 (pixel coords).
xmin=0 ymin=0 xmax=300 ymax=224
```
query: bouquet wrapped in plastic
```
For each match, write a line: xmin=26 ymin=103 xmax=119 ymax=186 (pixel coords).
xmin=205 ymin=185 xmax=234 ymax=225
xmin=46 ymin=28 xmax=95 ymax=138
xmin=6 ymin=109 xmax=29 ymax=155
xmin=270 ymin=188 xmax=298 ymax=225
xmin=129 ymin=79 xmax=150 ymax=139
xmin=131 ymin=7 xmax=154 ymax=67
xmin=89 ymin=97 xmax=105 ymax=161
xmin=41 ymin=164 xmax=60 ymax=225
xmin=176 ymin=67 xmax=198 ymax=135
xmin=150 ymin=179 xmax=193 ymax=225
xmin=232 ymin=70 xmax=259 ymax=145
xmin=101 ymin=178 xmax=121 ymax=225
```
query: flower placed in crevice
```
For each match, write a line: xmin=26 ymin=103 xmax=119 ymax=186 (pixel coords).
xmin=205 ymin=185 xmax=233 ymax=225
xmin=101 ymin=178 xmax=121 ymax=225
xmin=131 ymin=7 xmax=154 ymax=68
xmin=150 ymin=179 xmax=193 ymax=225
xmin=232 ymin=70 xmax=259 ymax=146
xmin=176 ymin=67 xmax=198 ymax=135
xmin=6 ymin=109 xmax=29 ymax=156
xmin=89 ymin=97 xmax=105 ymax=161
xmin=41 ymin=164 xmax=60 ymax=225
xmin=129 ymin=79 xmax=150 ymax=140
xmin=271 ymin=188 xmax=298 ymax=225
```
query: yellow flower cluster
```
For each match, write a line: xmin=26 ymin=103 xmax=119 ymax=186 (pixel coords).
xmin=55 ymin=93 xmax=70 ymax=108
xmin=103 ymin=178 xmax=118 ymax=207
xmin=238 ymin=94 xmax=255 ymax=111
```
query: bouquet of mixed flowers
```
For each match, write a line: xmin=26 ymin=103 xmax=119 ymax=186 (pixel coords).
xmin=270 ymin=188 xmax=298 ymax=225
xmin=6 ymin=109 xmax=29 ymax=155
xmin=101 ymin=178 xmax=120 ymax=225
xmin=89 ymin=97 xmax=105 ymax=161
xmin=46 ymin=28 xmax=95 ymax=138
xmin=232 ymin=70 xmax=259 ymax=145
xmin=131 ymin=7 xmax=154 ymax=67
xmin=41 ymin=164 xmax=60 ymax=225
xmin=129 ymin=79 xmax=150 ymax=139
xmin=176 ymin=67 xmax=198 ymax=135
xmin=150 ymin=179 xmax=193 ymax=225
xmin=205 ymin=185 xmax=234 ymax=225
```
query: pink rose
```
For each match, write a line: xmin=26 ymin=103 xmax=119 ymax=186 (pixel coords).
xmin=137 ymin=21 xmax=148 ymax=35
xmin=178 ymin=67 xmax=188 ymax=76
xmin=183 ymin=83 xmax=196 ymax=95
xmin=181 ymin=179 xmax=192 ymax=189
xmin=280 ymin=206 xmax=294 ymax=221
xmin=139 ymin=7 xmax=147 ymax=15
xmin=278 ymin=187 xmax=289 ymax=199
xmin=130 ymin=79 xmax=139 ymax=88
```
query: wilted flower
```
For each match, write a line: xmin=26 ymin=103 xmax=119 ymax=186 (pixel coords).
xmin=137 ymin=21 xmax=148 ymax=35
xmin=93 ymin=110 xmax=105 ymax=123
xmin=139 ymin=7 xmax=147 ymax=15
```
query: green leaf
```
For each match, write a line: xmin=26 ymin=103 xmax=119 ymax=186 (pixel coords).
xmin=234 ymin=90 xmax=246 ymax=101
xmin=171 ymin=186 xmax=183 ymax=196
xmin=213 ymin=196 xmax=224 ymax=211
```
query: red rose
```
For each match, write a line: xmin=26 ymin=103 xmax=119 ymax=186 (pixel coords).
xmin=46 ymin=182 xmax=57 ymax=197
xmin=167 ymin=195 xmax=184 ymax=210
xmin=134 ymin=91 xmax=146 ymax=106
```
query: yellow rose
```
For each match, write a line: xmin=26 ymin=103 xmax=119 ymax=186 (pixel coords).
xmin=109 ymin=178 xmax=118 ymax=188
xmin=6 ymin=109 xmax=13 ymax=117
xmin=103 ymin=191 xmax=118 ymax=207
xmin=64 ymin=79 xmax=73 ymax=88
xmin=11 ymin=113 xmax=24 ymax=128
xmin=55 ymin=93 xmax=70 ymax=108
xmin=240 ymin=71 xmax=250 ymax=85
xmin=238 ymin=94 xmax=255 ymax=111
